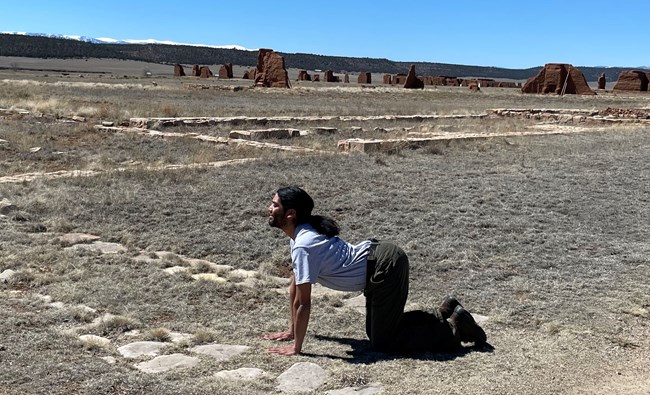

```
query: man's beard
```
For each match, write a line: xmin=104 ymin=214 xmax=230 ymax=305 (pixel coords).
xmin=268 ymin=214 xmax=283 ymax=228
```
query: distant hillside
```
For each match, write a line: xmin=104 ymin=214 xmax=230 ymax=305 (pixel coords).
xmin=0 ymin=34 xmax=640 ymax=82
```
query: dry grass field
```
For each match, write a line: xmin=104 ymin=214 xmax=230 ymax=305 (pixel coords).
xmin=1 ymin=58 xmax=649 ymax=395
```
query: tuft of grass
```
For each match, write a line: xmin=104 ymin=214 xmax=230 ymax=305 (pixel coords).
xmin=334 ymin=370 xmax=371 ymax=388
xmin=67 ymin=306 xmax=97 ymax=323
xmin=144 ymin=327 xmax=171 ymax=342
xmin=44 ymin=216 xmax=75 ymax=233
xmin=189 ymin=260 xmax=214 ymax=274
xmin=192 ymin=329 xmax=218 ymax=344
xmin=79 ymin=337 xmax=110 ymax=352
xmin=95 ymin=315 xmax=142 ymax=336
xmin=160 ymin=104 xmax=180 ymax=117
xmin=259 ymin=249 xmax=292 ymax=278
xmin=159 ymin=253 xmax=188 ymax=268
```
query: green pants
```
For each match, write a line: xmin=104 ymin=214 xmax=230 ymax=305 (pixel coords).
xmin=364 ymin=241 xmax=460 ymax=354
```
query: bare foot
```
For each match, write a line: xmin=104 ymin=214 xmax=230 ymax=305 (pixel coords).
xmin=263 ymin=330 xmax=294 ymax=341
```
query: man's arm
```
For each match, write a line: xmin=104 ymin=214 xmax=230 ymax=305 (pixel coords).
xmin=269 ymin=282 xmax=311 ymax=355
xmin=264 ymin=273 xmax=297 ymax=341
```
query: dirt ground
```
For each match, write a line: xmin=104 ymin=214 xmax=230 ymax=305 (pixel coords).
xmin=1 ymin=58 xmax=649 ymax=395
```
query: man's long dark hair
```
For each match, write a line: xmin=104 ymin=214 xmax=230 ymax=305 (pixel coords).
xmin=276 ymin=186 xmax=340 ymax=237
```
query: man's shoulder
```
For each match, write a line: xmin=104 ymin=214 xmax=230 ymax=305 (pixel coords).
xmin=294 ymin=224 xmax=326 ymax=248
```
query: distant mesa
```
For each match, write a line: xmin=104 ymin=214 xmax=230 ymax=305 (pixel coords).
xmin=344 ymin=73 xmax=350 ymax=83
xmin=612 ymin=70 xmax=649 ymax=92
xmin=597 ymin=73 xmax=606 ymax=90
xmin=254 ymin=48 xmax=290 ymax=88
xmin=191 ymin=64 xmax=200 ymax=77
xmin=521 ymin=63 xmax=594 ymax=95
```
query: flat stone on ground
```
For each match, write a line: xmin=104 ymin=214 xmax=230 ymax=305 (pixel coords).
xmin=326 ymin=383 xmax=384 ymax=395
xmin=214 ymin=367 xmax=267 ymax=381
xmin=65 ymin=241 xmax=128 ymax=254
xmin=100 ymin=356 xmax=117 ymax=364
xmin=190 ymin=344 xmax=250 ymax=361
xmin=229 ymin=268 xmax=258 ymax=278
xmin=56 ymin=233 xmax=101 ymax=245
xmin=277 ymin=362 xmax=329 ymax=393
xmin=0 ymin=269 xmax=17 ymax=283
xmin=117 ymin=341 xmax=168 ymax=358
xmin=92 ymin=313 xmax=118 ymax=325
xmin=132 ymin=253 xmax=160 ymax=263
xmin=163 ymin=266 xmax=189 ymax=275
xmin=168 ymin=331 xmax=194 ymax=343
xmin=0 ymin=199 xmax=18 ymax=215
xmin=191 ymin=273 xmax=227 ymax=283
xmin=134 ymin=353 xmax=200 ymax=373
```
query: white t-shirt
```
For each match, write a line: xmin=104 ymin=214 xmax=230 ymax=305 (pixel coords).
xmin=291 ymin=223 xmax=371 ymax=292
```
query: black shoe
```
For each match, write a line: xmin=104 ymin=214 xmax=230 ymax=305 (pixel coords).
xmin=439 ymin=295 xmax=462 ymax=320
xmin=449 ymin=305 xmax=487 ymax=345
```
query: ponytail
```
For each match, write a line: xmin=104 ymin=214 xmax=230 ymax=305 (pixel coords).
xmin=308 ymin=215 xmax=340 ymax=238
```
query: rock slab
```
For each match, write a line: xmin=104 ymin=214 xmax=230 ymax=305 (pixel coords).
xmin=117 ymin=341 xmax=167 ymax=358
xmin=214 ymin=367 xmax=267 ymax=381
xmin=190 ymin=344 xmax=250 ymax=361
xmin=277 ymin=362 xmax=329 ymax=393
xmin=134 ymin=353 xmax=199 ymax=373
xmin=326 ymin=383 xmax=384 ymax=395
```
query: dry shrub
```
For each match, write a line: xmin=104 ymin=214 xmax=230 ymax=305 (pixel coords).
xmin=80 ymin=337 xmax=110 ymax=351
xmin=12 ymin=97 xmax=61 ymax=116
xmin=7 ymin=270 xmax=36 ymax=289
xmin=44 ymin=216 xmax=75 ymax=233
xmin=144 ymin=327 xmax=171 ymax=342
xmin=68 ymin=306 xmax=97 ymax=323
xmin=334 ymin=369 xmax=370 ymax=388
xmin=190 ymin=260 xmax=214 ymax=274
xmin=160 ymin=253 xmax=188 ymax=268
xmin=160 ymin=104 xmax=180 ymax=117
xmin=259 ymin=249 xmax=292 ymax=278
xmin=75 ymin=106 xmax=100 ymax=118
xmin=192 ymin=329 xmax=218 ymax=344
xmin=95 ymin=315 xmax=141 ymax=336
xmin=95 ymin=104 xmax=113 ymax=120
xmin=423 ymin=143 xmax=445 ymax=155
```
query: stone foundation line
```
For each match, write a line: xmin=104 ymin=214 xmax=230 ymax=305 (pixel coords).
xmin=3 ymin=108 xmax=647 ymax=184
xmin=93 ymin=125 xmax=326 ymax=154
xmin=337 ymin=124 xmax=612 ymax=153
xmin=0 ymin=158 xmax=261 ymax=184
xmin=129 ymin=113 xmax=488 ymax=129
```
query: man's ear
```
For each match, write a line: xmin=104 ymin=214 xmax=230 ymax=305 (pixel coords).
xmin=285 ymin=208 xmax=297 ymax=221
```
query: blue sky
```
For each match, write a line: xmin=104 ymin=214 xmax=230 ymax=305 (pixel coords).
xmin=2 ymin=0 xmax=648 ymax=69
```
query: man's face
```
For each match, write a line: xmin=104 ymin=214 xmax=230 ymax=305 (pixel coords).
xmin=268 ymin=193 xmax=287 ymax=228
